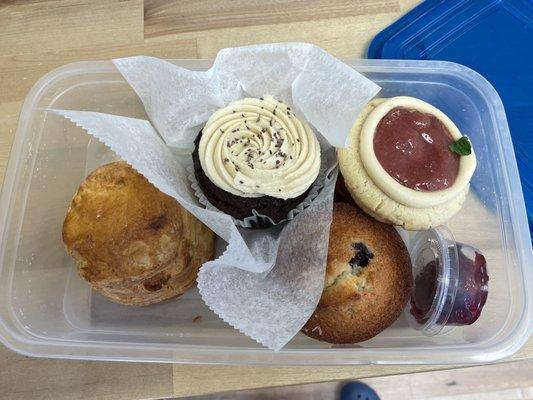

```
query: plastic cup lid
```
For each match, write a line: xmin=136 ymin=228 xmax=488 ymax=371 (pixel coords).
xmin=406 ymin=226 xmax=460 ymax=336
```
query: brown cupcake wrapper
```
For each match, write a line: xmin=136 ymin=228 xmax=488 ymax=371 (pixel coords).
xmin=187 ymin=162 xmax=328 ymax=228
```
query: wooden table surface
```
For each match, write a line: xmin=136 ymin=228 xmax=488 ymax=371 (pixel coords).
xmin=0 ymin=1 xmax=531 ymax=399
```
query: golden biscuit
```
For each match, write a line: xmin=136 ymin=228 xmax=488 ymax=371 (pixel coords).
xmin=63 ymin=161 xmax=215 ymax=306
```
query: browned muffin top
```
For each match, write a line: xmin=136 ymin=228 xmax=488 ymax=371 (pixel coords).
xmin=303 ymin=203 xmax=413 ymax=344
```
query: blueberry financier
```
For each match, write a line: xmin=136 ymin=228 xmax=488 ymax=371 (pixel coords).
xmin=303 ymin=203 xmax=413 ymax=344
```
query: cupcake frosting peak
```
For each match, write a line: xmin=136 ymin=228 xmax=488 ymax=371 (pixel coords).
xmin=198 ymin=96 xmax=321 ymax=199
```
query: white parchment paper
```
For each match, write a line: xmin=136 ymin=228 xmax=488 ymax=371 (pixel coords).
xmin=50 ymin=43 xmax=380 ymax=350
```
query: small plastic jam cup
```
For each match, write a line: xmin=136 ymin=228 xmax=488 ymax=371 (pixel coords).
xmin=407 ymin=226 xmax=489 ymax=335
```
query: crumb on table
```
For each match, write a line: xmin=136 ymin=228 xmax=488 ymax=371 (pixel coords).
xmin=192 ymin=315 xmax=202 ymax=323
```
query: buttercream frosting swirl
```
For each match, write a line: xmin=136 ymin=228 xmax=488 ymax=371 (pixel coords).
xmin=198 ymin=96 xmax=321 ymax=199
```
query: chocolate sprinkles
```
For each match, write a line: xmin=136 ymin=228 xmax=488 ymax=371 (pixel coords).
xmin=200 ymin=96 xmax=319 ymax=200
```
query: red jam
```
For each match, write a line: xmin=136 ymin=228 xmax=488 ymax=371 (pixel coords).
xmin=373 ymin=107 xmax=460 ymax=192
xmin=410 ymin=260 xmax=438 ymax=324
xmin=411 ymin=243 xmax=489 ymax=326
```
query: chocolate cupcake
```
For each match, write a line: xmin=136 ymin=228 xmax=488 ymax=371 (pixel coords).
xmin=192 ymin=96 xmax=321 ymax=224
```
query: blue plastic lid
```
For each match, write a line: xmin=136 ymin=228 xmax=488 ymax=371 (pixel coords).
xmin=368 ymin=0 xmax=533 ymax=236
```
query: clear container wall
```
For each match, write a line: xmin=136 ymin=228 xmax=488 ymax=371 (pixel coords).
xmin=0 ymin=59 xmax=530 ymax=364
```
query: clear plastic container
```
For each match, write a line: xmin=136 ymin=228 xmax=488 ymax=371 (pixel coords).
xmin=0 ymin=59 xmax=531 ymax=365
xmin=407 ymin=226 xmax=490 ymax=336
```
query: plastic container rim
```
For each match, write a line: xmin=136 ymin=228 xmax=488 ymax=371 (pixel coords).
xmin=0 ymin=58 xmax=530 ymax=365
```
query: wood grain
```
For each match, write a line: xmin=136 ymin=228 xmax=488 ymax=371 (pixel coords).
xmin=385 ymin=359 xmax=533 ymax=399
xmin=190 ymin=360 xmax=533 ymax=399
xmin=0 ymin=0 xmax=531 ymax=399
xmin=172 ymin=364 xmax=441 ymax=397
xmin=190 ymin=13 xmax=402 ymax=59
xmin=172 ymin=340 xmax=533 ymax=397
xmin=0 ymin=39 xmax=197 ymax=103
xmin=0 ymin=101 xmax=21 ymax=187
xmin=145 ymin=0 xmax=399 ymax=37
xmin=0 ymin=346 xmax=173 ymax=400
xmin=0 ymin=0 xmax=143 ymax=55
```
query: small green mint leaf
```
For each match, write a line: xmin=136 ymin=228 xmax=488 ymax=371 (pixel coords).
xmin=449 ymin=136 xmax=472 ymax=156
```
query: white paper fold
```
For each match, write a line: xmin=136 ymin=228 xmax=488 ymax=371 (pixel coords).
xmin=50 ymin=43 xmax=380 ymax=349
xmin=115 ymin=43 xmax=380 ymax=149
